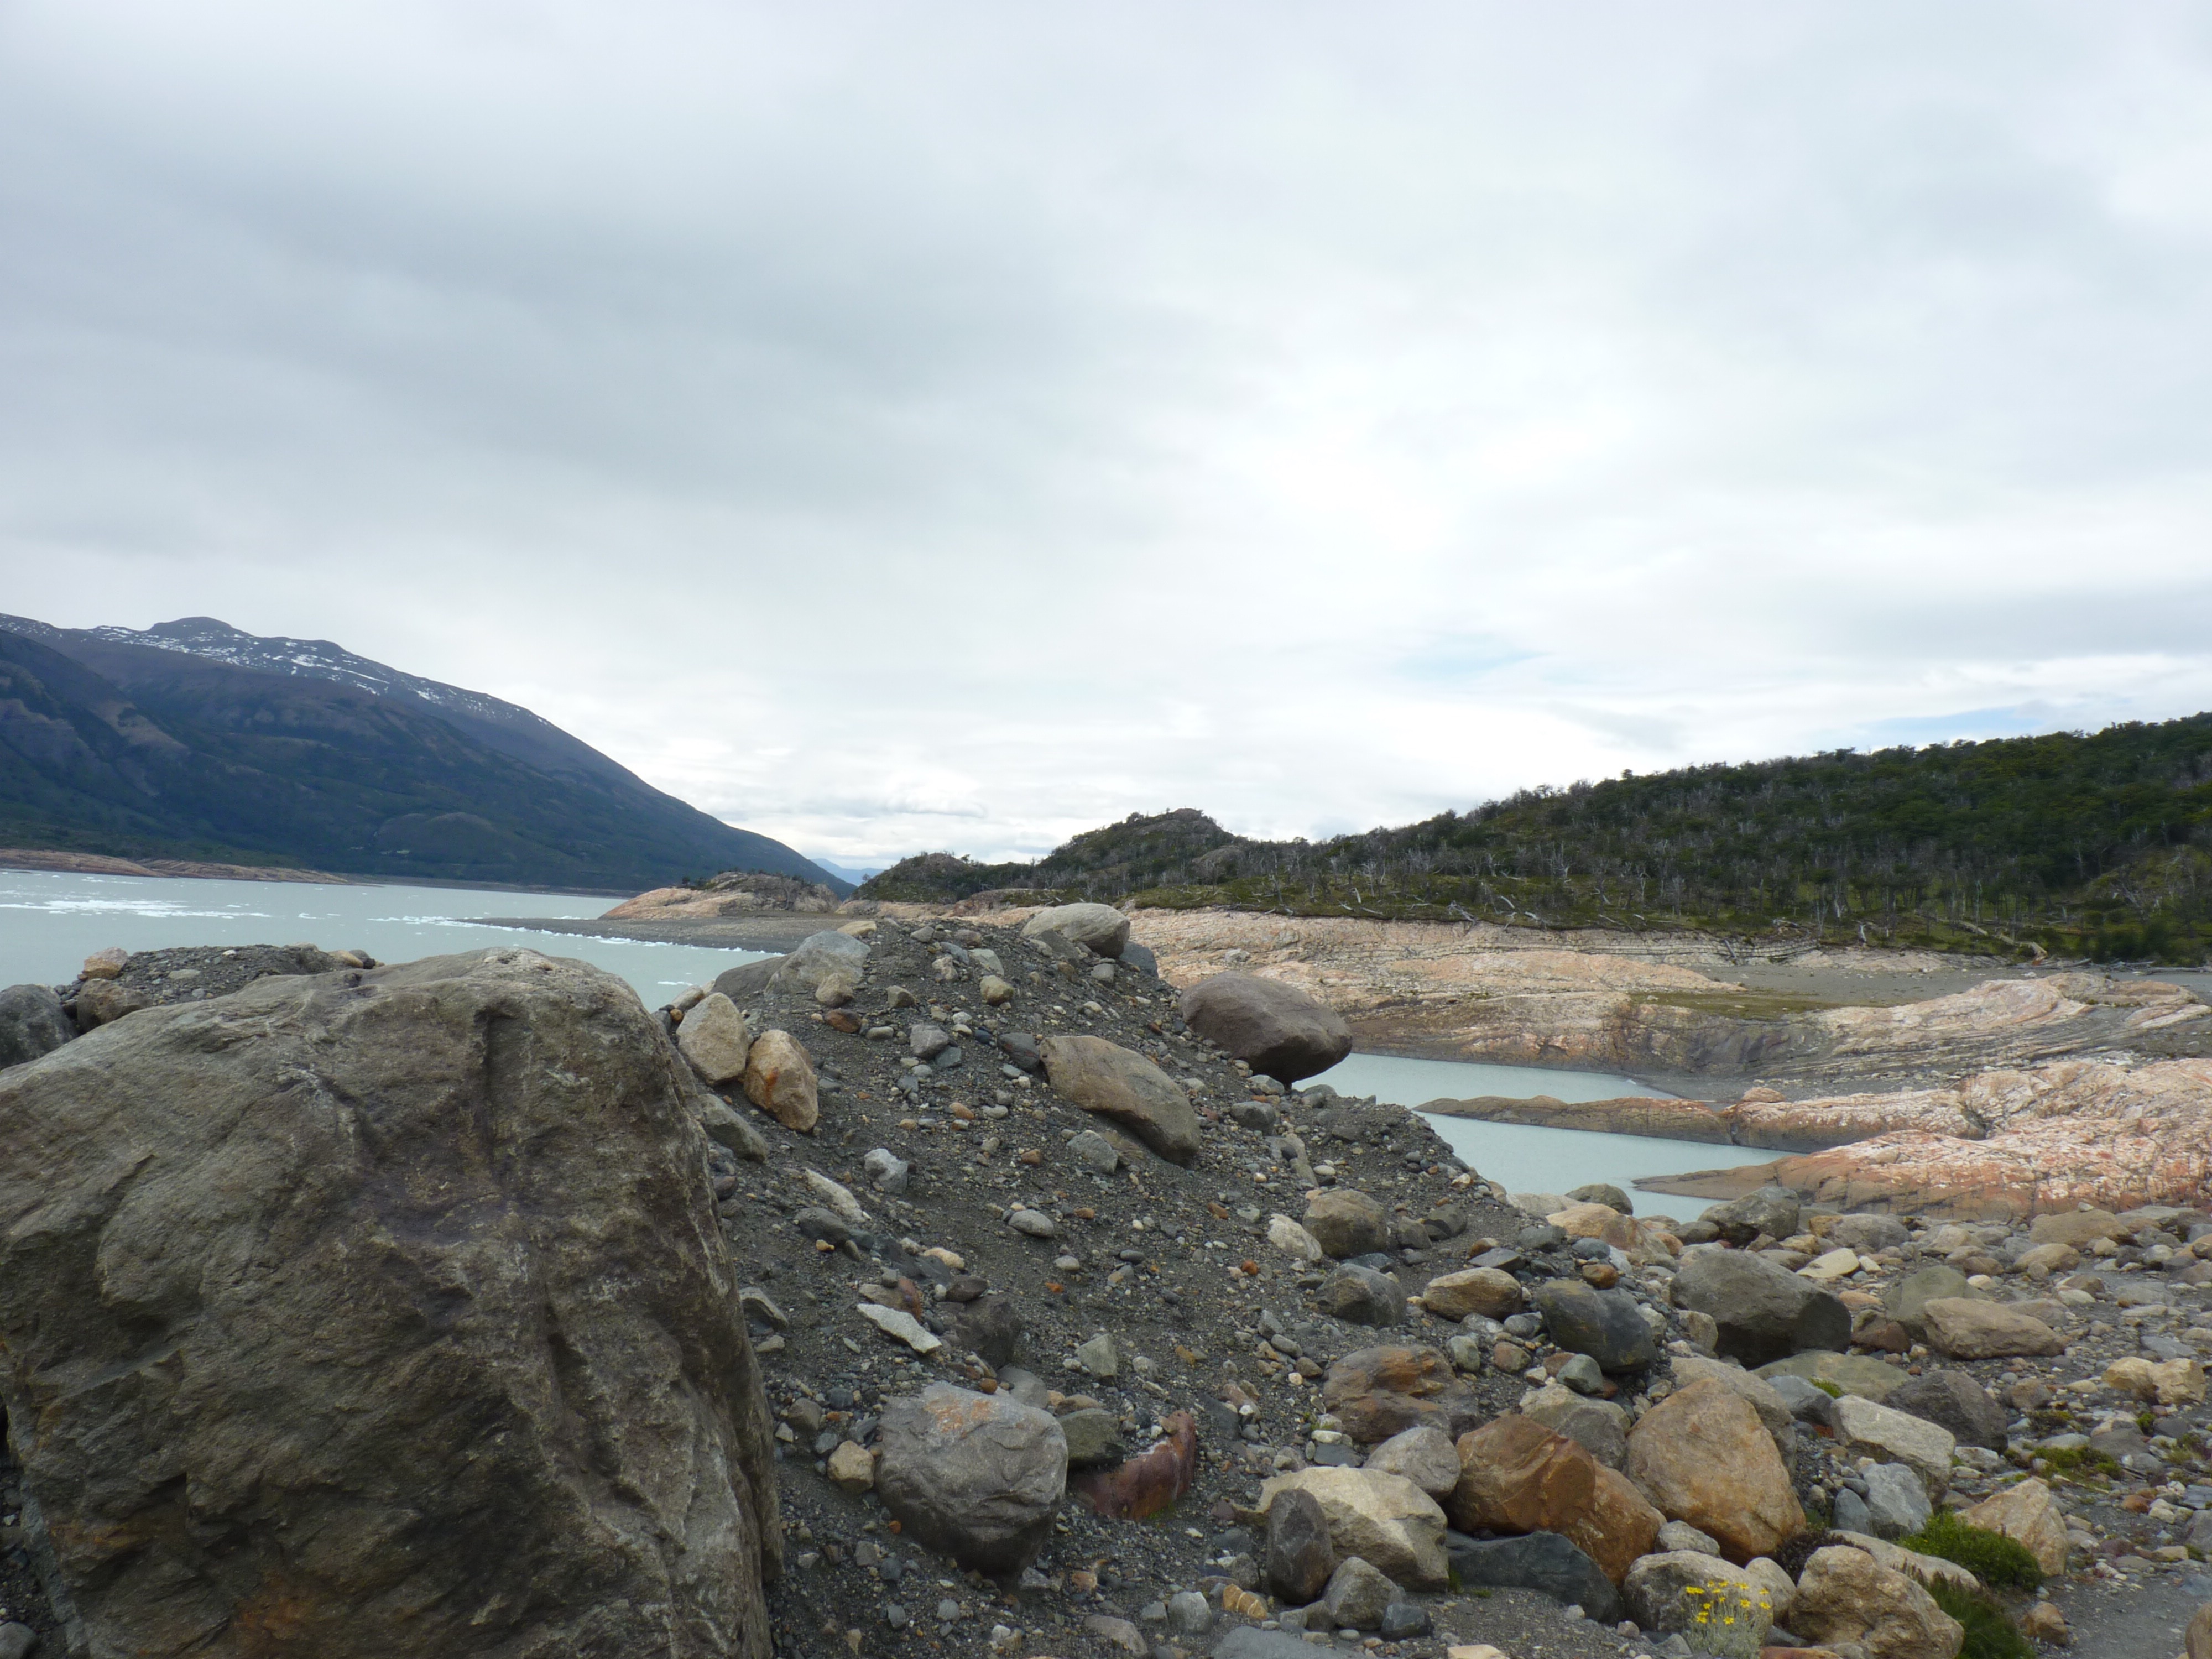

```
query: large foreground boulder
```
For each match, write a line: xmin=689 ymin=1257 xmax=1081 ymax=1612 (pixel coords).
xmin=0 ymin=947 xmax=781 ymax=1659
xmin=1623 ymin=1378 xmax=1803 ymax=1563
xmin=1178 ymin=972 xmax=1354 ymax=1084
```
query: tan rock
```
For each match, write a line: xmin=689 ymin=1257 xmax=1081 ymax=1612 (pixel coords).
xmin=2154 ymin=1357 xmax=2208 ymax=1404
xmin=1833 ymin=1394 xmax=1954 ymax=1496
xmin=674 ymin=992 xmax=752 ymax=1085
xmin=1669 ymin=1355 xmax=1794 ymax=1449
xmin=2028 ymin=1208 xmax=2131 ymax=1247
xmin=2020 ymin=1601 xmax=2069 ymax=1646
xmin=1825 ymin=1531 xmax=1982 ymax=1599
xmin=2014 ymin=1241 xmax=2080 ymax=1276
xmin=1744 ymin=1555 xmax=1796 ymax=1626
xmin=1266 ymin=1214 xmax=1324 ymax=1262
xmin=2189 ymin=1604 xmax=2212 ymax=1659
xmin=1421 ymin=1266 xmax=1524 ymax=1321
xmin=742 ymin=1029 xmax=819 ymax=1131
xmin=827 ymin=1441 xmax=874 ymax=1493
xmin=979 ymin=974 xmax=1014 ymax=1005
xmin=1547 ymin=1202 xmax=1639 ymax=1249
xmin=81 ymin=946 xmax=127 ymax=979
xmin=1919 ymin=1297 xmax=2064 ymax=1359
xmin=1623 ymin=1377 xmax=1804 ymax=1563
xmin=1256 ymin=1465 xmax=1448 ymax=1589
xmin=1561 ymin=1464 xmax=1663 ymax=1585
xmin=1790 ymin=1545 xmax=1964 ymax=1659
xmin=1039 ymin=1035 xmax=1199 ymax=1164
xmin=1960 ymin=1478 xmax=2069 ymax=1576
xmin=1447 ymin=1415 xmax=1597 ymax=1536
xmin=1303 ymin=1188 xmax=1392 ymax=1259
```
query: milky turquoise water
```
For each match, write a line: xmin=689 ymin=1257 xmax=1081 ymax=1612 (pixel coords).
xmin=0 ymin=869 xmax=765 ymax=1005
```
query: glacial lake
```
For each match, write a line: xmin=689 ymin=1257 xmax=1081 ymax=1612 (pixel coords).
xmin=0 ymin=869 xmax=766 ymax=1006
xmin=1 ymin=869 xmax=1777 ymax=1213
xmin=1309 ymin=1051 xmax=1782 ymax=1220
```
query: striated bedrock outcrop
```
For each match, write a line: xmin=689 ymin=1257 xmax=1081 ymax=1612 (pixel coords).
xmin=0 ymin=947 xmax=780 ymax=1659
xmin=1119 ymin=907 xmax=2205 ymax=1080
xmin=1651 ymin=1057 xmax=2212 ymax=1217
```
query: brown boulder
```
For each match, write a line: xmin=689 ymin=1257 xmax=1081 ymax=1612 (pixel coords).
xmin=1624 ymin=1378 xmax=1804 ymax=1563
xmin=0 ymin=948 xmax=781 ymax=1658
xmin=1179 ymin=971 xmax=1354 ymax=1084
xmin=1322 ymin=1345 xmax=1484 ymax=1444
xmin=1039 ymin=1035 xmax=1201 ymax=1164
xmin=742 ymin=1027 xmax=820 ymax=1131
xmin=1447 ymin=1415 xmax=1597 ymax=1536
xmin=1420 ymin=1266 xmax=1524 ymax=1321
xmin=1562 ymin=1464 xmax=1664 ymax=1585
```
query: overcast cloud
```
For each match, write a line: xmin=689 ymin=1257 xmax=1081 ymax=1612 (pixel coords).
xmin=4 ymin=2 xmax=2211 ymax=867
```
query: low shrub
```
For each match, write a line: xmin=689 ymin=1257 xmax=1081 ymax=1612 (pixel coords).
xmin=1900 ymin=1510 xmax=2045 ymax=1590
xmin=1927 ymin=1579 xmax=2032 ymax=1659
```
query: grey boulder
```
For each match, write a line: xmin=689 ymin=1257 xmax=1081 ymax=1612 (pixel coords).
xmin=0 ymin=983 xmax=71 ymax=1071
xmin=1321 ymin=1264 xmax=1406 ymax=1327
xmin=1442 ymin=1531 xmax=1621 ymax=1623
xmin=1178 ymin=972 xmax=1354 ymax=1084
xmin=1020 ymin=903 xmax=1131 ymax=958
xmin=1264 ymin=1486 xmax=1336 ymax=1604
xmin=874 ymin=1383 xmax=1067 ymax=1576
xmin=1321 ymin=1557 xmax=1397 ymax=1630
xmin=771 ymin=930 xmax=869 ymax=993
xmin=1885 ymin=1368 xmax=2011 ymax=1452
xmin=712 ymin=954 xmax=786 ymax=1003
xmin=1533 ymin=1278 xmax=1657 ymax=1373
xmin=1703 ymin=1184 xmax=1802 ymax=1245
xmin=1673 ymin=1246 xmax=1850 ymax=1366
xmin=0 ymin=947 xmax=781 ymax=1659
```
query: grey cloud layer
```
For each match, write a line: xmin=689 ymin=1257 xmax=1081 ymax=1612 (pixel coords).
xmin=3 ymin=1 xmax=2208 ymax=864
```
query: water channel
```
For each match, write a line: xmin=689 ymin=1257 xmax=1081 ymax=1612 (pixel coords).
xmin=1 ymin=868 xmax=1777 ymax=1211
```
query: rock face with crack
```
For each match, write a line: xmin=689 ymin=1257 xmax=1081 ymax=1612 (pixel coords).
xmin=0 ymin=947 xmax=781 ymax=1659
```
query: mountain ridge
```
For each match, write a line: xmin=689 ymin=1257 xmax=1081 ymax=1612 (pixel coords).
xmin=0 ymin=613 xmax=845 ymax=895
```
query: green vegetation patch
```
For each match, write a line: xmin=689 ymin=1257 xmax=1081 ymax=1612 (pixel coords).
xmin=1898 ymin=1510 xmax=2044 ymax=1590
xmin=2037 ymin=1445 xmax=2122 ymax=1483
xmin=1926 ymin=1579 xmax=2033 ymax=1659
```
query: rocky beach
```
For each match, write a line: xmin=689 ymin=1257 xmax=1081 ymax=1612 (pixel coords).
xmin=2 ymin=898 xmax=2210 ymax=1659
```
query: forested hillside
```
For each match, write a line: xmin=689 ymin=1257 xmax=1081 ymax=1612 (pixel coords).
xmin=860 ymin=717 xmax=2212 ymax=963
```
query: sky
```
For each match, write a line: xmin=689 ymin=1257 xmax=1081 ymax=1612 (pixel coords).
xmin=4 ymin=2 xmax=2212 ymax=869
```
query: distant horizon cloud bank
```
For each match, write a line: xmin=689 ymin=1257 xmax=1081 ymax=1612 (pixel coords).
xmin=6 ymin=3 xmax=2210 ymax=867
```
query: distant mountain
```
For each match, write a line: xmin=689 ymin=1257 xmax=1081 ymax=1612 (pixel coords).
xmin=0 ymin=614 xmax=846 ymax=895
xmin=806 ymin=855 xmax=886 ymax=886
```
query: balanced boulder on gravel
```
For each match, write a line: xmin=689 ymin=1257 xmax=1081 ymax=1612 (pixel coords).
xmin=771 ymin=928 xmax=869 ymax=993
xmin=1039 ymin=1035 xmax=1201 ymax=1163
xmin=874 ymin=1383 xmax=1068 ymax=1576
xmin=742 ymin=1027 xmax=820 ymax=1131
xmin=1178 ymin=971 xmax=1354 ymax=1083
xmin=1420 ymin=1266 xmax=1524 ymax=1321
xmin=1021 ymin=902 xmax=1131 ymax=957
xmin=1673 ymin=1245 xmax=1850 ymax=1366
xmin=1885 ymin=1368 xmax=2011 ymax=1450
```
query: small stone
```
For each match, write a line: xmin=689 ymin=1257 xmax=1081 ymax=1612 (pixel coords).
xmin=1165 ymin=1590 xmax=1213 ymax=1637
xmin=827 ymin=1441 xmax=875 ymax=1493
xmin=1558 ymin=1353 xmax=1606 ymax=1395
xmin=1008 ymin=1208 xmax=1057 ymax=1238
xmin=1076 ymin=1331 xmax=1120 ymax=1379
xmin=855 ymin=1303 xmax=943 ymax=1354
